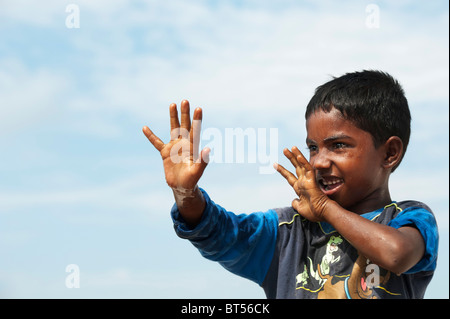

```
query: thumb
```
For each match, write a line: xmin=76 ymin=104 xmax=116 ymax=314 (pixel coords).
xmin=194 ymin=147 xmax=210 ymax=176
xmin=291 ymin=198 xmax=301 ymax=212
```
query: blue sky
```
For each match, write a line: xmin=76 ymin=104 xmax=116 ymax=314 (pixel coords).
xmin=0 ymin=0 xmax=448 ymax=298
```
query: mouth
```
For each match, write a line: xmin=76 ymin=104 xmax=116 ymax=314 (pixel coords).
xmin=318 ymin=176 xmax=344 ymax=196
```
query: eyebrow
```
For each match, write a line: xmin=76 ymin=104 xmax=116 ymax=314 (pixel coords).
xmin=306 ymin=134 xmax=353 ymax=145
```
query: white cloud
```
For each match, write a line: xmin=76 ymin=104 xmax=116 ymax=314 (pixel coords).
xmin=66 ymin=1 xmax=448 ymax=118
xmin=1 ymin=1 xmax=447 ymax=137
xmin=0 ymin=263 xmax=265 ymax=298
xmin=0 ymin=172 xmax=173 ymax=225
xmin=0 ymin=58 xmax=69 ymax=134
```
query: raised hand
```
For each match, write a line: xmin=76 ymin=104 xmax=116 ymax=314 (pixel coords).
xmin=143 ymin=100 xmax=210 ymax=190
xmin=143 ymin=100 xmax=210 ymax=226
xmin=274 ymin=146 xmax=329 ymax=222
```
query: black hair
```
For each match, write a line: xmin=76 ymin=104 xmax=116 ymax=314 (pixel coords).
xmin=305 ymin=70 xmax=411 ymax=172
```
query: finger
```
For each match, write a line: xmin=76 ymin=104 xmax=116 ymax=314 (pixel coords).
xmin=194 ymin=147 xmax=210 ymax=176
xmin=283 ymin=148 xmax=300 ymax=170
xmin=191 ymin=107 xmax=203 ymax=162
xmin=294 ymin=147 xmax=313 ymax=171
xmin=273 ymin=162 xmax=298 ymax=187
xmin=142 ymin=126 xmax=165 ymax=152
xmin=291 ymin=146 xmax=310 ymax=176
xmin=291 ymin=198 xmax=301 ymax=211
xmin=284 ymin=147 xmax=305 ymax=178
xmin=170 ymin=103 xmax=180 ymax=141
xmin=180 ymin=100 xmax=191 ymax=133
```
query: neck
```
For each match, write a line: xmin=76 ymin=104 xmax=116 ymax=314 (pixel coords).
xmin=349 ymin=185 xmax=392 ymax=215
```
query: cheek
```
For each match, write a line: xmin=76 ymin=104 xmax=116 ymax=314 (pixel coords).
xmin=342 ymin=150 xmax=376 ymax=171
xmin=338 ymin=156 xmax=372 ymax=187
xmin=333 ymin=154 xmax=358 ymax=172
xmin=343 ymin=158 xmax=381 ymax=193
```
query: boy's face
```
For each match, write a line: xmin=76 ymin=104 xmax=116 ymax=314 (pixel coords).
xmin=306 ymin=108 xmax=389 ymax=213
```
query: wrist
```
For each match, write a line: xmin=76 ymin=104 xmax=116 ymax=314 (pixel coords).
xmin=314 ymin=195 xmax=334 ymax=222
xmin=319 ymin=198 xmax=341 ymax=223
xmin=172 ymin=185 xmax=200 ymax=208
xmin=172 ymin=185 xmax=205 ymax=228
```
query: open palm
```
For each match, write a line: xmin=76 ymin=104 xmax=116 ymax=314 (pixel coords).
xmin=143 ymin=100 xmax=210 ymax=190
xmin=275 ymin=147 xmax=329 ymax=222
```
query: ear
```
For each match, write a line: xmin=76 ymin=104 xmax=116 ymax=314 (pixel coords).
xmin=382 ymin=136 xmax=404 ymax=169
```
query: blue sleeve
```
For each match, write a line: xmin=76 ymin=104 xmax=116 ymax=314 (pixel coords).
xmin=171 ymin=188 xmax=278 ymax=285
xmin=388 ymin=206 xmax=439 ymax=274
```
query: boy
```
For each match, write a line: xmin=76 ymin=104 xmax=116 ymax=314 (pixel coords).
xmin=143 ymin=70 xmax=438 ymax=298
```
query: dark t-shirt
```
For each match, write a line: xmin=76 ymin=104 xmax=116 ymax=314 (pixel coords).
xmin=172 ymin=189 xmax=439 ymax=299
xmin=263 ymin=201 xmax=438 ymax=298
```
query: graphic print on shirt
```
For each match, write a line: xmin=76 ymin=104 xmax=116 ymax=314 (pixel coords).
xmin=295 ymin=234 xmax=401 ymax=298
xmin=295 ymin=235 xmax=345 ymax=295
xmin=296 ymin=235 xmax=343 ymax=288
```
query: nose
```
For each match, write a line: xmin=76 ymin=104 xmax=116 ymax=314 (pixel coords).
xmin=310 ymin=149 xmax=331 ymax=171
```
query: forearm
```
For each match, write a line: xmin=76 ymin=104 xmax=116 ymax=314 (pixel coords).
xmin=171 ymin=190 xmax=279 ymax=285
xmin=172 ymin=185 xmax=206 ymax=228
xmin=322 ymin=200 xmax=422 ymax=274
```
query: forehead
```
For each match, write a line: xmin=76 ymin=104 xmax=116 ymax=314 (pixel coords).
xmin=306 ymin=109 xmax=371 ymax=141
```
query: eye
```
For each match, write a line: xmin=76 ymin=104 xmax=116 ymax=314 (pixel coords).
xmin=333 ymin=142 xmax=346 ymax=149
xmin=307 ymin=144 xmax=318 ymax=153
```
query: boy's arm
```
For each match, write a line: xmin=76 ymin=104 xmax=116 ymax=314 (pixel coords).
xmin=274 ymin=147 xmax=426 ymax=275
xmin=318 ymin=201 xmax=425 ymax=275
xmin=171 ymin=188 xmax=278 ymax=285
xmin=142 ymin=100 xmax=210 ymax=227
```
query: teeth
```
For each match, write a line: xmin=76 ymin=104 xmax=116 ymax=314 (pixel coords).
xmin=322 ymin=179 xmax=343 ymax=186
